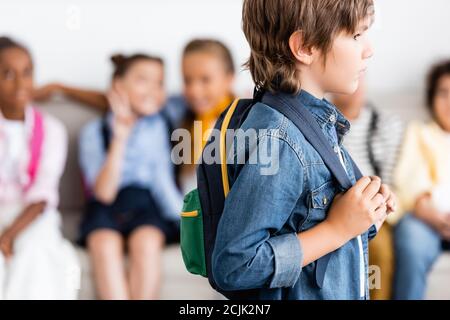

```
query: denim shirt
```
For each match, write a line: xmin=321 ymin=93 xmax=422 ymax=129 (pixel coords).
xmin=212 ymin=90 xmax=371 ymax=300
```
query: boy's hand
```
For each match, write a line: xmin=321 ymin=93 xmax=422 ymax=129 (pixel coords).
xmin=374 ymin=183 xmax=397 ymax=231
xmin=326 ymin=176 xmax=389 ymax=242
xmin=379 ymin=183 xmax=397 ymax=214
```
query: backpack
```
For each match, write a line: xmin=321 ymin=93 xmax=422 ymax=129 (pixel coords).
xmin=180 ymin=90 xmax=364 ymax=300
xmin=24 ymin=108 xmax=44 ymax=191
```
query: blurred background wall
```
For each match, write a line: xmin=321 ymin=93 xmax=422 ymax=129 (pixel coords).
xmin=1 ymin=0 xmax=449 ymax=105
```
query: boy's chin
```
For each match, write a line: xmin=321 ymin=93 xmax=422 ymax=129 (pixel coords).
xmin=332 ymin=81 xmax=360 ymax=96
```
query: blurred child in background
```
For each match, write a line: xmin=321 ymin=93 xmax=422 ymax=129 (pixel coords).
xmin=0 ymin=37 xmax=79 ymax=300
xmin=333 ymin=78 xmax=405 ymax=300
xmin=393 ymin=60 xmax=450 ymax=300
xmin=37 ymin=54 xmax=182 ymax=299
xmin=80 ymin=54 xmax=182 ymax=300
xmin=165 ymin=39 xmax=235 ymax=194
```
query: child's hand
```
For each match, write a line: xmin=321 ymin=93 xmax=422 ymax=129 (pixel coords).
xmin=0 ymin=232 xmax=14 ymax=259
xmin=423 ymin=212 xmax=450 ymax=241
xmin=374 ymin=183 xmax=397 ymax=231
xmin=326 ymin=176 xmax=389 ymax=242
xmin=107 ymin=85 xmax=137 ymax=142
xmin=33 ymin=83 xmax=61 ymax=102
xmin=415 ymin=195 xmax=450 ymax=241
xmin=379 ymin=183 xmax=397 ymax=214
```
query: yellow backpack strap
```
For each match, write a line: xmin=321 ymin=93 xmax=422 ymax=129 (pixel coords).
xmin=220 ymin=99 xmax=240 ymax=197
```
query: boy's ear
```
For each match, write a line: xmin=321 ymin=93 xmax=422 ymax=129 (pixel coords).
xmin=289 ymin=31 xmax=314 ymax=65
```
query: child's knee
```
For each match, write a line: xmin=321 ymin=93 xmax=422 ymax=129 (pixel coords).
xmin=128 ymin=226 xmax=165 ymax=255
xmin=87 ymin=229 xmax=123 ymax=256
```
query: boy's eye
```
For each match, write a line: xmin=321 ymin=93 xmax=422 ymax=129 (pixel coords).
xmin=353 ymin=33 xmax=362 ymax=41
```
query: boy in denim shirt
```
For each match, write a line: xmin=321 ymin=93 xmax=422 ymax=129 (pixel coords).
xmin=212 ymin=0 xmax=397 ymax=300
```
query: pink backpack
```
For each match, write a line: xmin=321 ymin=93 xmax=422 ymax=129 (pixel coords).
xmin=24 ymin=108 xmax=44 ymax=191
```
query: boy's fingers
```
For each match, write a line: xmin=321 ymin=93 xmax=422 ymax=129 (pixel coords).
xmin=387 ymin=200 xmax=396 ymax=213
xmin=352 ymin=177 xmax=373 ymax=194
xmin=370 ymin=193 xmax=386 ymax=211
xmin=373 ymin=204 xmax=388 ymax=223
xmin=362 ymin=178 xmax=382 ymax=200
xmin=379 ymin=184 xmax=391 ymax=201
xmin=385 ymin=189 xmax=397 ymax=213
xmin=387 ymin=198 xmax=396 ymax=213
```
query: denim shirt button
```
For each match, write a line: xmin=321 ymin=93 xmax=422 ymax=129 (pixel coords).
xmin=323 ymin=196 xmax=328 ymax=206
xmin=329 ymin=114 xmax=337 ymax=124
xmin=333 ymin=145 xmax=340 ymax=154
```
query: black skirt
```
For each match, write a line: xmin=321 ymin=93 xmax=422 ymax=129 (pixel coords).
xmin=443 ymin=240 xmax=450 ymax=251
xmin=78 ymin=186 xmax=179 ymax=247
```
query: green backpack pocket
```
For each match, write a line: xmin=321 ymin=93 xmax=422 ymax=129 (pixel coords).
xmin=180 ymin=189 xmax=207 ymax=277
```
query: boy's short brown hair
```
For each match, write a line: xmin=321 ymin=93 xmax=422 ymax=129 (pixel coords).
xmin=242 ymin=0 xmax=374 ymax=94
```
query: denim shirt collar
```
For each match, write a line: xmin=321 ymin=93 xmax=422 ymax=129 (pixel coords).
xmin=296 ymin=90 xmax=351 ymax=142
